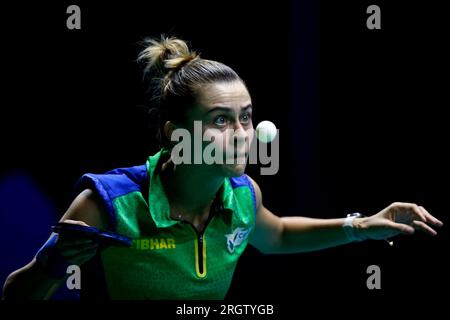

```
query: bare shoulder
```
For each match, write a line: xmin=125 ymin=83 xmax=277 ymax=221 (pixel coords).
xmin=59 ymin=189 xmax=109 ymax=229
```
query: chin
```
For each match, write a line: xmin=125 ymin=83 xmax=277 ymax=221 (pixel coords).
xmin=221 ymin=163 xmax=247 ymax=177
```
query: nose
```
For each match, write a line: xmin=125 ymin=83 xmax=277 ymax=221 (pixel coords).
xmin=231 ymin=123 xmax=252 ymax=152
xmin=232 ymin=122 xmax=247 ymax=141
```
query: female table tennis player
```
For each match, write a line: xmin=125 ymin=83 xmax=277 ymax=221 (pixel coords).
xmin=2 ymin=37 xmax=443 ymax=299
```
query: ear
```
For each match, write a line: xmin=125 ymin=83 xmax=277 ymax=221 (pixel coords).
xmin=163 ymin=121 xmax=177 ymax=144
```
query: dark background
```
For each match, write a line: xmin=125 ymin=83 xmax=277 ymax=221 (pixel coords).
xmin=1 ymin=0 xmax=448 ymax=311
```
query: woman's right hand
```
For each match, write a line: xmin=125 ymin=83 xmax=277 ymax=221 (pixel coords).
xmin=35 ymin=220 xmax=99 ymax=279
xmin=2 ymin=189 xmax=108 ymax=299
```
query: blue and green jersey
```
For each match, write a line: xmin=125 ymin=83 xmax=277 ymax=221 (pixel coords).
xmin=76 ymin=147 xmax=257 ymax=299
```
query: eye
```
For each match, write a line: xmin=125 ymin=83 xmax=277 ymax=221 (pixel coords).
xmin=214 ymin=115 xmax=227 ymax=126
xmin=240 ymin=112 xmax=251 ymax=124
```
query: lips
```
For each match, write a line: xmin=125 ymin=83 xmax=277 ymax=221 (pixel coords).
xmin=233 ymin=152 xmax=247 ymax=158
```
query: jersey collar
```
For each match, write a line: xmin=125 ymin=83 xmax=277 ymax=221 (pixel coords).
xmin=146 ymin=148 xmax=237 ymax=228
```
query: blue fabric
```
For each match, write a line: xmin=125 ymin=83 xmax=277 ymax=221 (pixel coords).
xmin=75 ymin=164 xmax=148 ymax=230
xmin=230 ymin=175 xmax=257 ymax=216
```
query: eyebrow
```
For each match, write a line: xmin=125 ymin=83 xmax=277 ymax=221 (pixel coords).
xmin=206 ymin=104 xmax=253 ymax=114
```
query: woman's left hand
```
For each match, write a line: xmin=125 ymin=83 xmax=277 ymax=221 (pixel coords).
xmin=356 ymin=202 xmax=443 ymax=241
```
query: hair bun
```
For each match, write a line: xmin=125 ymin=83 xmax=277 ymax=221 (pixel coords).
xmin=138 ymin=36 xmax=199 ymax=76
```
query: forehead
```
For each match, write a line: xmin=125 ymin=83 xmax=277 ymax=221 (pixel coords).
xmin=195 ymin=81 xmax=252 ymax=111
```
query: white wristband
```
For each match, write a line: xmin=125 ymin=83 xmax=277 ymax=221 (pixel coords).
xmin=343 ymin=213 xmax=365 ymax=242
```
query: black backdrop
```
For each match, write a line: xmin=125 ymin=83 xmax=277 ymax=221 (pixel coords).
xmin=1 ymin=0 xmax=448 ymax=311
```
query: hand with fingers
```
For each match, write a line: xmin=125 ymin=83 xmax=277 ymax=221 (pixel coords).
xmin=355 ymin=202 xmax=444 ymax=242
xmin=35 ymin=220 xmax=99 ymax=279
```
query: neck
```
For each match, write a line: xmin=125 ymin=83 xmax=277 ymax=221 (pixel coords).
xmin=160 ymin=159 xmax=224 ymax=218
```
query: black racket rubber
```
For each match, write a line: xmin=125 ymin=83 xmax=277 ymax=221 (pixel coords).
xmin=51 ymin=222 xmax=132 ymax=247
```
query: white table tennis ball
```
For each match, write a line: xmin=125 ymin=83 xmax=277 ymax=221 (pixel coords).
xmin=256 ymin=121 xmax=277 ymax=143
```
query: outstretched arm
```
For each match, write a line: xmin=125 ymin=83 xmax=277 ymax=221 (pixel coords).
xmin=248 ymin=177 xmax=443 ymax=254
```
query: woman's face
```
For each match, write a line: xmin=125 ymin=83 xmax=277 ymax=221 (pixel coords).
xmin=185 ymin=80 xmax=254 ymax=177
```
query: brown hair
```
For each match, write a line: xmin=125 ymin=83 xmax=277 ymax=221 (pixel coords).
xmin=138 ymin=36 xmax=243 ymax=148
